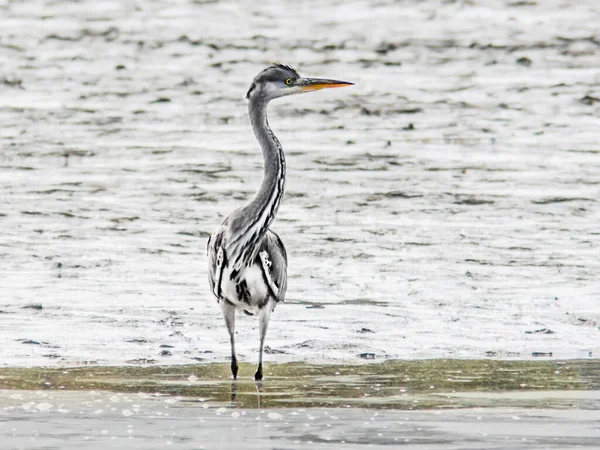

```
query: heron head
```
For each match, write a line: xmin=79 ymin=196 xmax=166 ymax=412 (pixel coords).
xmin=245 ymin=64 xmax=353 ymax=101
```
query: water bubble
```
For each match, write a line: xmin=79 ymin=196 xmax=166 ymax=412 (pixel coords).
xmin=35 ymin=403 xmax=53 ymax=411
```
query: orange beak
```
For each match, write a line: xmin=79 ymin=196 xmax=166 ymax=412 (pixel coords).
xmin=299 ymin=78 xmax=354 ymax=92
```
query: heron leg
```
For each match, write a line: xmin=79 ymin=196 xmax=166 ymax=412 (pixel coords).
xmin=255 ymin=298 xmax=274 ymax=381
xmin=220 ymin=300 xmax=238 ymax=379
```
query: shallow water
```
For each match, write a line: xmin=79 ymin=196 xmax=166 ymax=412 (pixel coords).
xmin=2 ymin=396 xmax=600 ymax=450
xmin=1 ymin=0 xmax=599 ymax=368
xmin=1 ymin=359 xmax=599 ymax=409
xmin=1 ymin=360 xmax=600 ymax=449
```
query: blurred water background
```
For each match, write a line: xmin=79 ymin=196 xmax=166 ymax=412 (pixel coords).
xmin=0 ymin=0 xmax=599 ymax=366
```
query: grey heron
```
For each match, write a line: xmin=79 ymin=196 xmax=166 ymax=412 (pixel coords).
xmin=207 ymin=64 xmax=353 ymax=380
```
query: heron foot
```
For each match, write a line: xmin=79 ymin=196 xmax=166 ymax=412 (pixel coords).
xmin=254 ymin=363 xmax=263 ymax=381
xmin=231 ymin=357 xmax=239 ymax=380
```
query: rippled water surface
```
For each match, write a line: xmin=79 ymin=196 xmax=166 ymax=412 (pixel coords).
xmin=1 ymin=360 xmax=600 ymax=449
xmin=1 ymin=0 xmax=599 ymax=368
xmin=2 ymin=392 xmax=598 ymax=450
xmin=2 ymin=359 xmax=600 ymax=409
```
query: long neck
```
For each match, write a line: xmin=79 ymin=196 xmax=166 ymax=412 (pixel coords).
xmin=243 ymin=97 xmax=286 ymax=230
xmin=227 ymin=97 xmax=286 ymax=270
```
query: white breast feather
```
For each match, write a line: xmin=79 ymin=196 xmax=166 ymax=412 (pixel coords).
xmin=219 ymin=263 xmax=269 ymax=310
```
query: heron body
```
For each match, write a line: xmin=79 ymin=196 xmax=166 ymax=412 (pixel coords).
xmin=207 ymin=64 xmax=353 ymax=380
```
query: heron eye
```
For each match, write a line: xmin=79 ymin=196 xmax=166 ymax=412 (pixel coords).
xmin=285 ymin=78 xmax=293 ymax=85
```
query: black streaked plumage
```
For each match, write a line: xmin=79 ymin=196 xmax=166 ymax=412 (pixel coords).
xmin=207 ymin=64 xmax=353 ymax=380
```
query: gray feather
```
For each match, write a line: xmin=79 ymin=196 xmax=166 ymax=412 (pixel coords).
xmin=258 ymin=230 xmax=288 ymax=303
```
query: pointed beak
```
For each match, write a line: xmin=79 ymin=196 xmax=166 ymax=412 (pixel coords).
xmin=298 ymin=77 xmax=354 ymax=92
